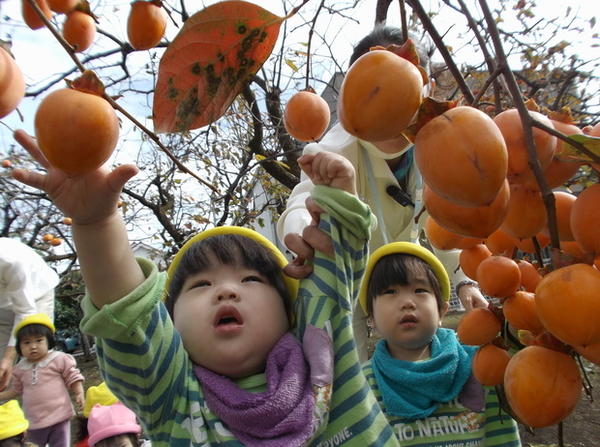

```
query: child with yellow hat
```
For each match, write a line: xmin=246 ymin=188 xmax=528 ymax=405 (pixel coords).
xmin=0 ymin=399 xmax=36 ymax=446
xmin=360 ymin=242 xmax=520 ymax=446
xmin=0 ymin=313 xmax=84 ymax=447
xmin=13 ymin=130 xmax=400 ymax=446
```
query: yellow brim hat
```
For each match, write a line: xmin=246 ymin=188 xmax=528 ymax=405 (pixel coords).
xmin=83 ymin=381 xmax=119 ymax=418
xmin=166 ymin=226 xmax=298 ymax=303
xmin=358 ymin=241 xmax=450 ymax=314
xmin=0 ymin=400 xmax=29 ymax=440
xmin=13 ymin=312 xmax=55 ymax=336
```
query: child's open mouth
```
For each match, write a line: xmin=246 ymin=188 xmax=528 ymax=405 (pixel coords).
xmin=399 ymin=314 xmax=418 ymax=326
xmin=213 ymin=306 xmax=244 ymax=334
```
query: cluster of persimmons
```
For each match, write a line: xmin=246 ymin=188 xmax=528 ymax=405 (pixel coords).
xmin=284 ymin=43 xmax=600 ymax=430
xmin=1 ymin=1 xmax=169 ymax=176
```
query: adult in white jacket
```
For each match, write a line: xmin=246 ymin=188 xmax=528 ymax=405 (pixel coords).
xmin=0 ymin=237 xmax=59 ymax=390
xmin=277 ymin=26 xmax=488 ymax=361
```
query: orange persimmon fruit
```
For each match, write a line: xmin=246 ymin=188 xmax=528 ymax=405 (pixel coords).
xmin=570 ymin=184 xmax=600 ymax=256
xmin=127 ymin=0 xmax=167 ymax=50
xmin=47 ymin=0 xmax=78 ymax=13
xmin=456 ymin=308 xmax=502 ymax=346
xmin=0 ymin=47 xmax=26 ymax=119
xmin=338 ymin=49 xmax=422 ymax=142
xmin=423 ymin=216 xmax=462 ymax=250
xmin=501 ymin=183 xmax=547 ymax=240
xmin=535 ymin=263 xmax=600 ymax=346
xmin=284 ymin=90 xmax=330 ymax=142
xmin=459 ymin=244 xmax=491 ymax=281
xmin=485 ymin=228 xmax=517 ymax=256
xmin=472 ymin=343 xmax=511 ymax=386
xmin=34 ymin=87 xmax=119 ymax=176
xmin=516 ymin=259 xmax=542 ymax=293
xmin=415 ymin=106 xmax=508 ymax=207
xmin=541 ymin=191 xmax=576 ymax=241
xmin=22 ymin=0 xmax=53 ymax=30
xmin=504 ymin=345 xmax=582 ymax=428
xmin=503 ymin=291 xmax=545 ymax=334
xmin=62 ymin=10 xmax=96 ymax=52
xmin=423 ymin=179 xmax=509 ymax=239
xmin=493 ymin=108 xmax=556 ymax=185
xmin=476 ymin=255 xmax=521 ymax=298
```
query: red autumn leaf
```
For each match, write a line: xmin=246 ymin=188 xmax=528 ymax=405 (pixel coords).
xmin=153 ymin=1 xmax=285 ymax=133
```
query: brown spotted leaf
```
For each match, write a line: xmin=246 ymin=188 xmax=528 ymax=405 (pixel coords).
xmin=153 ymin=1 xmax=285 ymax=133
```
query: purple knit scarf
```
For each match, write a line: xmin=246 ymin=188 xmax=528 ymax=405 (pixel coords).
xmin=193 ymin=333 xmax=315 ymax=447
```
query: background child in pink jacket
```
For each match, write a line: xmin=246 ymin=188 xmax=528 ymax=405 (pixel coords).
xmin=0 ymin=313 xmax=84 ymax=447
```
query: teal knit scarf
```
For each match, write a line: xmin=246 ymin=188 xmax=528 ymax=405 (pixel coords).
xmin=371 ymin=327 xmax=476 ymax=420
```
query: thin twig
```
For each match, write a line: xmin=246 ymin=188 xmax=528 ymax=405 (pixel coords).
xmin=406 ymin=0 xmax=475 ymax=104
xmin=26 ymin=0 xmax=85 ymax=73
xmin=531 ymin=236 xmax=544 ymax=269
xmin=305 ymin=0 xmax=326 ymax=90
xmin=472 ymin=67 xmax=502 ymax=107
xmin=399 ymin=0 xmax=408 ymax=42
xmin=105 ymin=98 xmax=217 ymax=192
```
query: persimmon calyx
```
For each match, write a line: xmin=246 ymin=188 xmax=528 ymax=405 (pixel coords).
xmin=68 ymin=70 xmax=106 ymax=97
xmin=402 ymin=97 xmax=458 ymax=141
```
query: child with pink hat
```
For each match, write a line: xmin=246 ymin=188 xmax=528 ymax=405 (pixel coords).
xmin=87 ymin=402 xmax=142 ymax=447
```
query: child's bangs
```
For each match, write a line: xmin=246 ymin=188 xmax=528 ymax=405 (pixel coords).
xmin=166 ymin=234 xmax=291 ymax=318
xmin=181 ymin=234 xmax=281 ymax=277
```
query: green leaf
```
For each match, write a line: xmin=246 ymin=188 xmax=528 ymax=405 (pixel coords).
xmin=284 ymin=58 xmax=299 ymax=72
xmin=556 ymin=134 xmax=600 ymax=164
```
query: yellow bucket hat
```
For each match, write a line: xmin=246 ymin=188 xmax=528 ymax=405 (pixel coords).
xmin=83 ymin=382 xmax=119 ymax=418
xmin=166 ymin=226 xmax=298 ymax=302
xmin=0 ymin=400 xmax=29 ymax=440
xmin=13 ymin=313 xmax=55 ymax=336
xmin=358 ymin=241 xmax=451 ymax=314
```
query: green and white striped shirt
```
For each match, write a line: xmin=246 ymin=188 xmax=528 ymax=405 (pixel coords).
xmin=81 ymin=186 xmax=399 ymax=447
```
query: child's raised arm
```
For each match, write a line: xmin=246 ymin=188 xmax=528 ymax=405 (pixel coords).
xmin=11 ymin=130 xmax=145 ymax=308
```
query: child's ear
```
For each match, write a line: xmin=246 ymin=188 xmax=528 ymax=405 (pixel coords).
xmin=438 ymin=301 xmax=450 ymax=324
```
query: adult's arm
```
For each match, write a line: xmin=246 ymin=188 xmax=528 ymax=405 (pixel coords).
xmin=0 ymin=347 xmax=16 ymax=391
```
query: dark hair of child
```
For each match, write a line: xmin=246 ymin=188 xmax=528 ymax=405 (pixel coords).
xmin=349 ymin=25 xmax=433 ymax=70
xmin=366 ymin=254 xmax=443 ymax=316
xmin=94 ymin=433 xmax=141 ymax=447
xmin=165 ymin=234 xmax=291 ymax=320
xmin=73 ymin=414 xmax=88 ymax=445
xmin=15 ymin=323 xmax=55 ymax=356
xmin=0 ymin=433 xmax=24 ymax=447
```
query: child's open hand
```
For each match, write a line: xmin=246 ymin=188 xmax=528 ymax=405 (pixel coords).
xmin=12 ymin=130 xmax=138 ymax=226
xmin=298 ymin=151 xmax=356 ymax=195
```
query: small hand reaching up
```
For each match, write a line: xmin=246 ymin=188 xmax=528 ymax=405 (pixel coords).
xmin=283 ymin=152 xmax=356 ymax=279
xmin=12 ymin=129 xmax=138 ymax=226
xmin=297 ymin=151 xmax=356 ymax=195
xmin=11 ymin=129 xmax=145 ymax=307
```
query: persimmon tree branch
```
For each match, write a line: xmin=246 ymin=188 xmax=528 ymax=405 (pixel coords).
xmin=448 ymin=0 xmax=504 ymax=111
xmin=478 ymin=0 xmax=560 ymax=253
xmin=26 ymin=0 xmax=85 ymax=72
xmin=399 ymin=0 xmax=408 ymax=42
xmin=406 ymin=0 xmax=475 ymax=104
